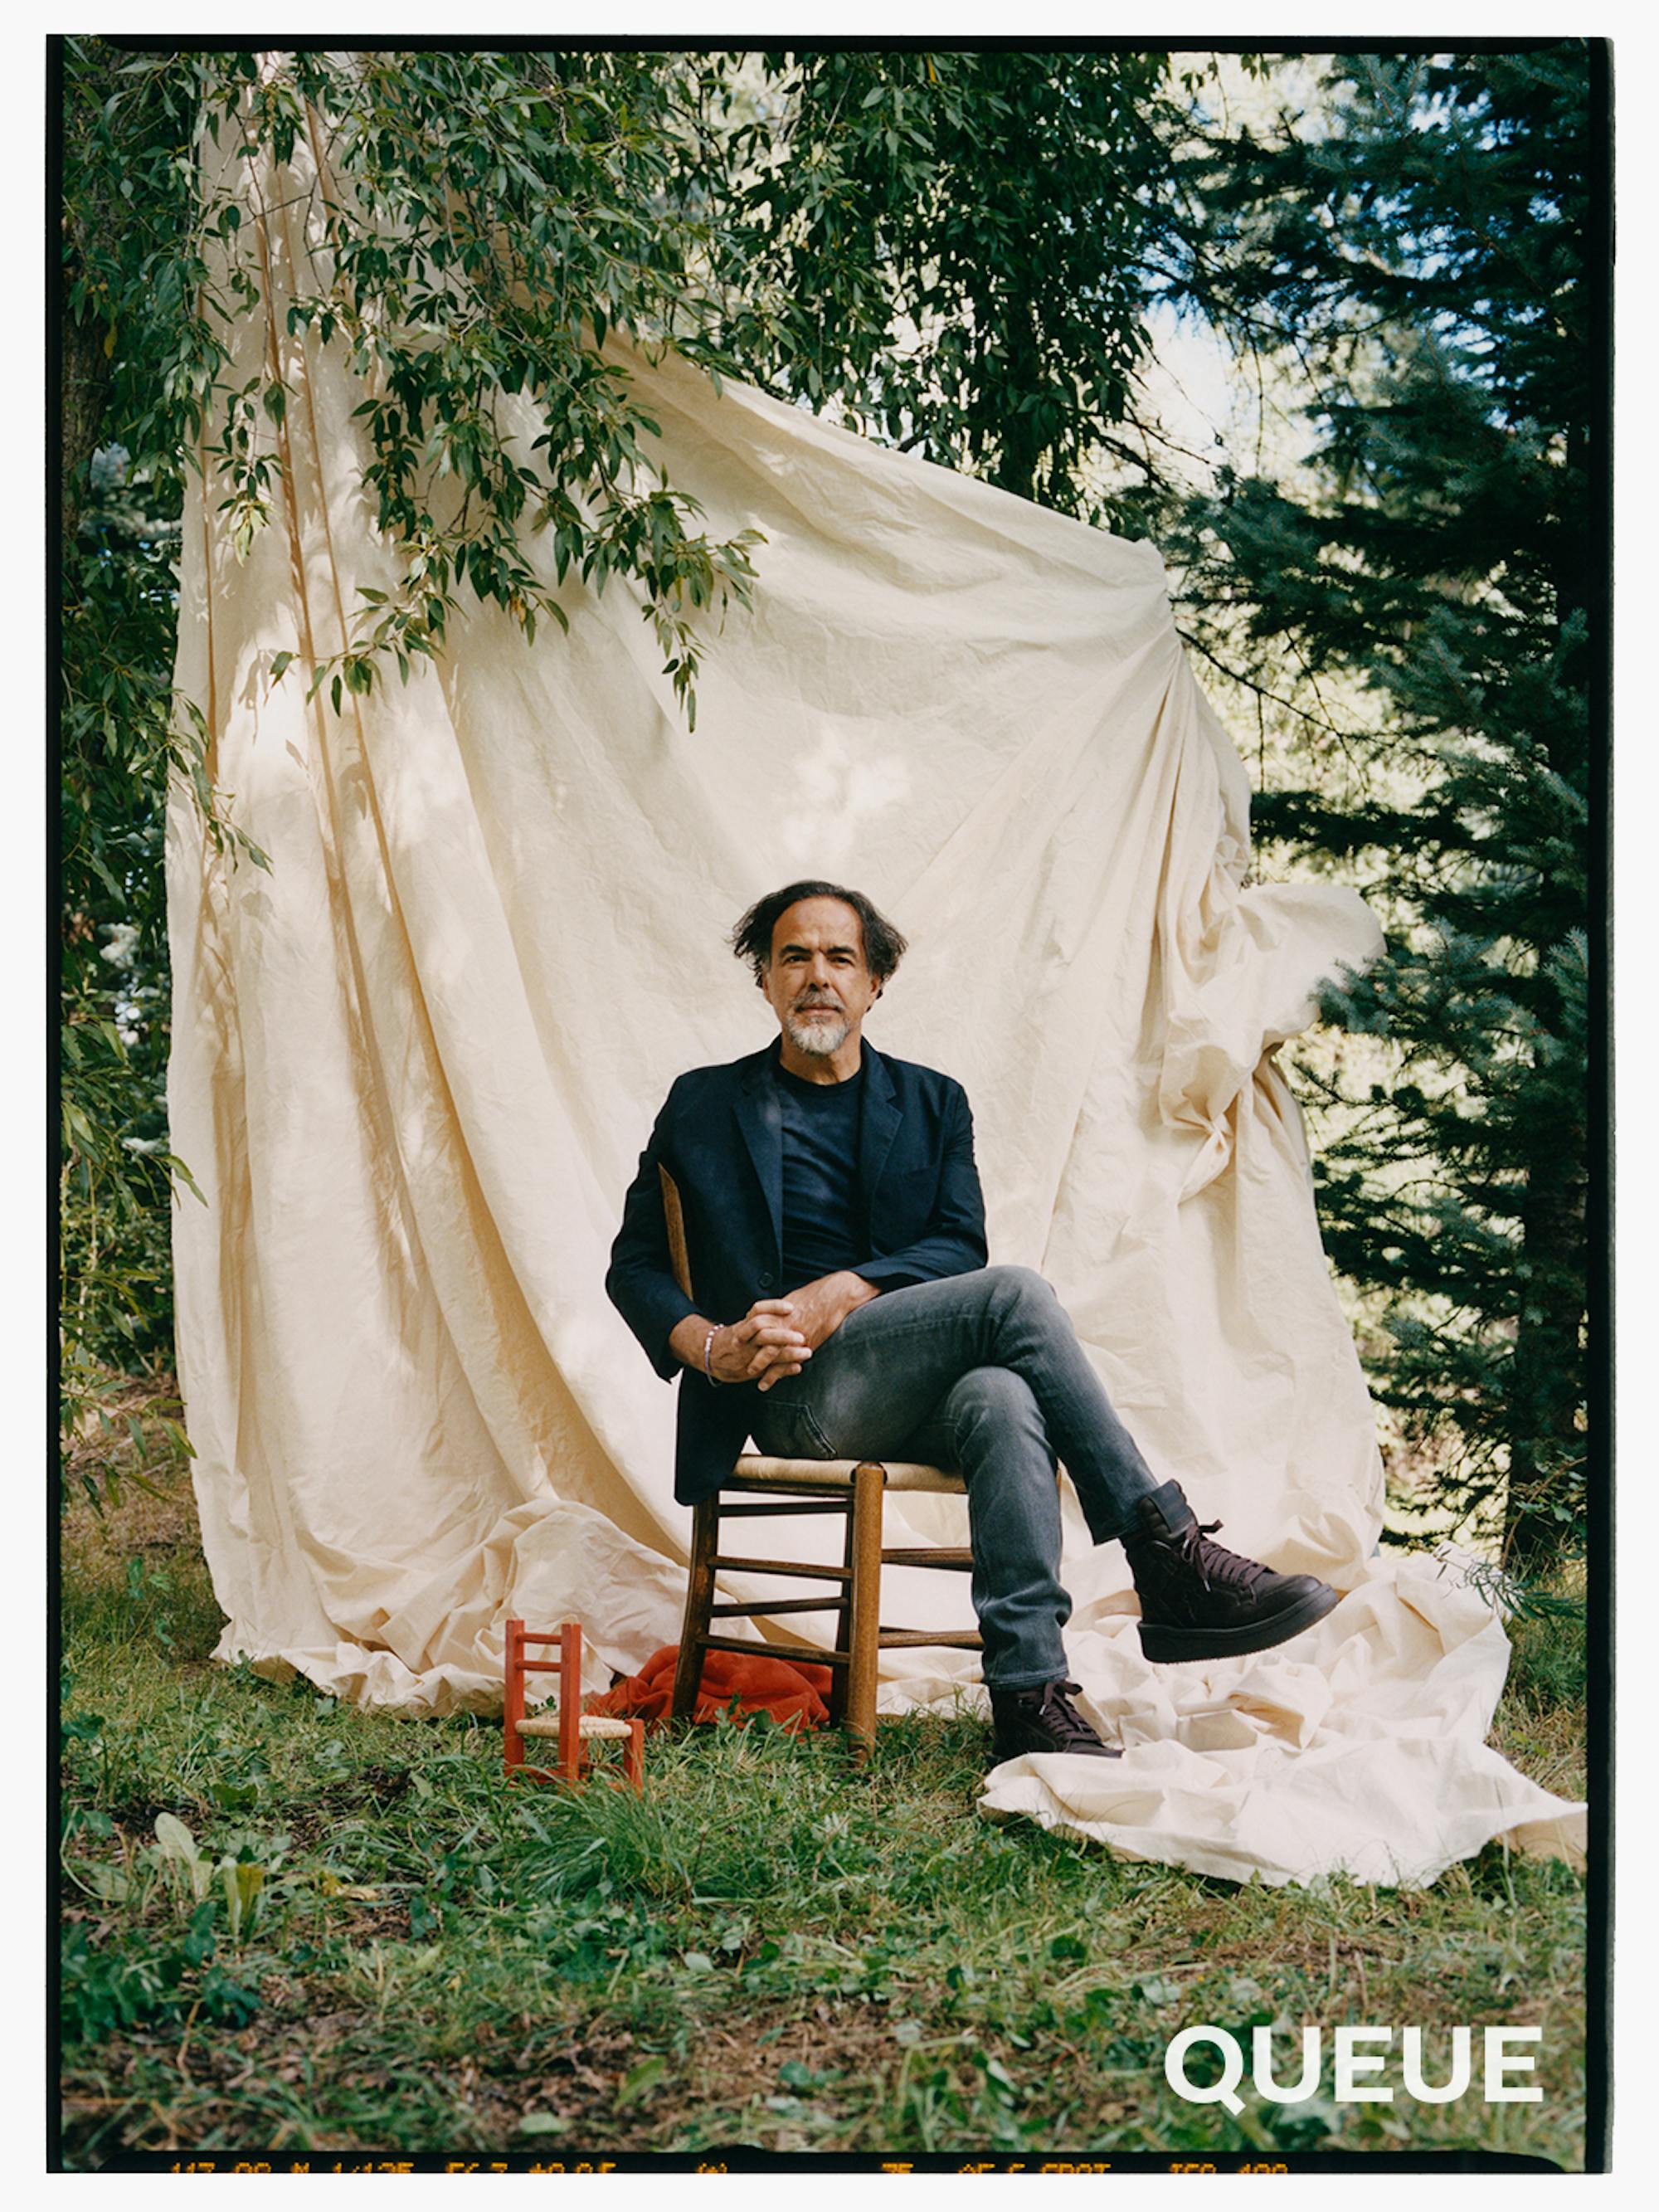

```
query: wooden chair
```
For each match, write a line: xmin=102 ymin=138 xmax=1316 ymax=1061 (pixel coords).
xmin=504 ymin=1618 xmax=645 ymax=1791
xmin=660 ymin=1168 xmax=980 ymax=1752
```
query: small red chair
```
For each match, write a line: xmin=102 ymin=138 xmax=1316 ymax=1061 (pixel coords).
xmin=503 ymin=1619 xmax=645 ymax=1792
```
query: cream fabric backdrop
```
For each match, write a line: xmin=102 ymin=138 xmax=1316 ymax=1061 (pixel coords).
xmin=166 ymin=116 xmax=1585 ymax=1885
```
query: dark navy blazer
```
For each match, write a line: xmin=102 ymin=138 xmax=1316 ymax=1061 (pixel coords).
xmin=606 ymin=1040 xmax=989 ymax=1504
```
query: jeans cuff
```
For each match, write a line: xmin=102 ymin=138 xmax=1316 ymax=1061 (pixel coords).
xmin=1090 ymin=1474 xmax=1180 ymax=1547
xmin=984 ymin=1664 xmax=1069 ymax=1692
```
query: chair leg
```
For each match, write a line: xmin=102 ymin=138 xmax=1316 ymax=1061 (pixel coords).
xmin=624 ymin=1719 xmax=645 ymax=1794
xmin=673 ymin=1496 xmax=720 ymax=1720
xmin=845 ymin=1464 xmax=886 ymax=1756
xmin=558 ymin=1621 xmax=582 ymax=1785
xmin=826 ymin=1492 xmax=857 ymax=1727
xmin=504 ymin=1617 xmax=526 ymax=1775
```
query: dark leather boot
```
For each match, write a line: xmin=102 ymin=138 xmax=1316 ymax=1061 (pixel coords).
xmin=989 ymin=1679 xmax=1121 ymax=1762
xmin=1125 ymin=1481 xmax=1340 ymax=1663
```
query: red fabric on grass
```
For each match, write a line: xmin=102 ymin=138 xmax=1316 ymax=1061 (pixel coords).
xmin=586 ymin=1644 xmax=834 ymax=1732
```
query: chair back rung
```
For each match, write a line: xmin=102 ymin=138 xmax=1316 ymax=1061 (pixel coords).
xmin=695 ymin=1631 xmax=850 ymax=1671
xmin=711 ymin=1555 xmax=853 ymax=1583
xmin=881 ymin=1547 xmax=974 ymax=1571
xmin=710 ymin=1596 xmax=840 ymax=1618
xmin=715 ymin=1498 xmax=853 ymax=1518
xmin=878 ymin=1628 xmax=983 ymax=1649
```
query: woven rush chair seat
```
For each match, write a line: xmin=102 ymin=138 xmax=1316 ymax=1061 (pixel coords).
xmin=518 ymin=1713 xmax=636 ymax=1741
xmin=733 ymin=1454 xmax=966 ymax=1493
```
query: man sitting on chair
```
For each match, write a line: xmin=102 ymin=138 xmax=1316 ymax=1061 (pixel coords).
xmin=606 ymin=880 xmax=1340 ymax=1762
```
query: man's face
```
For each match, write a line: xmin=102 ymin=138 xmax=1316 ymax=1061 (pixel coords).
xmin=760 ymin=897 xmax=881 ymax=1061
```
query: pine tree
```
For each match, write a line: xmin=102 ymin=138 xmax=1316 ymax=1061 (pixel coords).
xmin=1168 ymin=49 xmax=1602 ymax=1568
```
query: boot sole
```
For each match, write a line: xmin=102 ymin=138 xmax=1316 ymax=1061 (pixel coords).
xmin=1136 ymin=1580 xmax=1342 ymax=1664
xmin=988 ymin=1742 xmax=1122 ymax=1766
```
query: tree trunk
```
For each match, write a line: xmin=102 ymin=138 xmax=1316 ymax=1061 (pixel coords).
xmin=1503 ymin=411 xmax=1595 ymax=1573
xmin=1504 ymin=1125 xmax=1588 ymax=1571
xmin=61 ymin=309 xmax=113 ymax=552
xmin=989 ymin=295 xmax=1044 ymax=505
xmin=60 ymin=41 xmax=123 ymax=549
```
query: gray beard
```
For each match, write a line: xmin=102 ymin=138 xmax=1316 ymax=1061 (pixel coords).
xmin=784 ymin=1008 xmax=850 ymax=1057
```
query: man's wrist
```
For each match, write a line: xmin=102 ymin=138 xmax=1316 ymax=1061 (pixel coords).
xmin=668 ymin=1313 xmax=720 ymax=1374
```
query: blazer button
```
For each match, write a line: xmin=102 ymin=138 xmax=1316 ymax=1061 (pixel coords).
xmin=758 ymin=1272 xmax=775 ymax=1289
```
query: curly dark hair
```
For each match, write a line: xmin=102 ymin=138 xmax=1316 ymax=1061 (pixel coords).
xmin=730 ymin=880 xmax=908 ymax=986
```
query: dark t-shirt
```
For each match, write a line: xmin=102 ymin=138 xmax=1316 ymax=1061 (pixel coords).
xmin=776 ymin=1058 xmax=865 ymax=1293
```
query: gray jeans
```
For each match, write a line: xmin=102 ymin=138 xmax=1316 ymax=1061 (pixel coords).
xmin=747 ymin=1265 xmax=1164 ymax=1688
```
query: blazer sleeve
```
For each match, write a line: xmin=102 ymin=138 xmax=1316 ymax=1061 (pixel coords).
xmin=852 ymin=1081 xmax=989 ymax=1290
xmin=606 ymin=1086 xmax=698 ymax=1381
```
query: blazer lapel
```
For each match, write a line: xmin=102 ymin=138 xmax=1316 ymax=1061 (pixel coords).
xmin=733 ymin=1047 xmax=784 ymax=1266
xmin=858 ymin=1044 xmax=903 ymax=1238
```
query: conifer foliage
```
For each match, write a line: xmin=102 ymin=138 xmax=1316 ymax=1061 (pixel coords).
xmin=1171 ymin=51 xmax=1600 ymax=1566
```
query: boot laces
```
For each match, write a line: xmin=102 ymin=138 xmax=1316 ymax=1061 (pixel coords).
xmin=1037 ymin=1681 xmax=1104 ymax=1752
xmin=1178 ymin=1518 xmax=1270 ymax=1596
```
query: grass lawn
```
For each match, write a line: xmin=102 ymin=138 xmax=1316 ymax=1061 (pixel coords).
xmin=58 ymin=1431 xmax=1590 ymax=2171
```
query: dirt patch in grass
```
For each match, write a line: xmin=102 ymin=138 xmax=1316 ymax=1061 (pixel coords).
xmin=61 ymin=1375 xmax=193 ymax=1542
xmin=63 ymin=1475 xmax=197 ymax=1570
xmin=61 ymin=1990 xmax=919 ymax=2161
xmin=681 ymin=1994 xmax=900 ymax=2101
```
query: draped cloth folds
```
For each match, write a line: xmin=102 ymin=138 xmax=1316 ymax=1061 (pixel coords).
xmin=166 ymin=110 xmax=1584 ymax=1884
